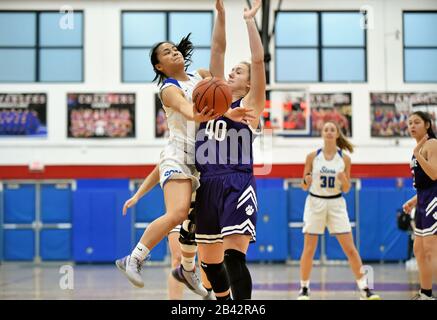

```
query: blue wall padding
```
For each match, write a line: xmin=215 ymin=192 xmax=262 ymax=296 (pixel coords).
xmin=358 ymin=188 xmax=410 ymax=261
xmin=41 ymin=184 xmax=72 ymax=223
xmin=72 ymin=179 xmax=131 ymax=262
xmin=288 ymin=187 xmax=307 ymax=222
xmin=4 ymin=184 xmax=35 ymax=223
xmin=255 ymin=178 xmax=284 ymax=189
xmin=76 ymin=179 xmax=130 ymax=190
xmin=288 ymin=228 xmax=321 ymax=260
xmin=325 ymin=228 xmax=357 ymax=260
xmin=247 ymin=187 xmax=288 ymax=261
xmin=4 ymin=229 xmax=34 ymax=261
xmin=40 ymin=229 xmax=71 ymax=260
xmin=135 ymin=185 xmax=165 ymax=222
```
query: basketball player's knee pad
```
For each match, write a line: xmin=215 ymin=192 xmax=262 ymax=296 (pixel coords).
xmin=224 ymin=249 xmax=252 ymax=299
xmin=201 ymin=261 xmax=230 ymax=294
xmin=179 ymin=203 xmax=197 ymax=246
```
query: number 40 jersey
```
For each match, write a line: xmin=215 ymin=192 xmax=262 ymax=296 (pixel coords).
xmin=195 ymin=98 xmax=260 ymax=177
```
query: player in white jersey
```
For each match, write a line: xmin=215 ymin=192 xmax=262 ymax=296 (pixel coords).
xmin=297 ymin=121 xmax=380 ymax=300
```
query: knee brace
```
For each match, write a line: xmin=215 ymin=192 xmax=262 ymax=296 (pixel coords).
xmin=179 ymin=203 xmax=196 ymax=246
xmin=201 ymin=261 xmax=230 ymax=295
xmin=224 ymin=249 xmax=252 ymax=299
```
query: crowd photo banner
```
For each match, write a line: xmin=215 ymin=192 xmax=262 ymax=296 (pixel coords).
xmin=263 ymin=91 xmax=352 ymax=137
xmin=0 ymin=93 xmax=47 ymax=137
xmin=309 ymin=93 xmax=352 ymax=137
xmin=371 ymin=92 xmax=437 ymax=137
xmin=67 ymin=93 xmax=136 ymax=138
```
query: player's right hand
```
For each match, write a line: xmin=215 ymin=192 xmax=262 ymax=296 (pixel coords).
xmin=225 ymin=106 xmax=256 ymax=124
xmin=304 ymin=175 xmax=313 ymax=187
xmin=123 ymin=195 xmax=139 ymax=216
xmin=402 ymin=200 xmax=414 ymax=214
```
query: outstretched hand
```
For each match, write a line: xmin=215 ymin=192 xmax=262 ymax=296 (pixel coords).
xmin=216 ymin=0 xmax=225 ymax=13
xmin=122 ymin=195 xmax=139 ymax=216
xmin=244 ymin=0 xmax=262 ymax=20
xmin=402 ymin=199 xmax=415 ymax=214
xmin=225 ymin=106 xmax=257 ymax=125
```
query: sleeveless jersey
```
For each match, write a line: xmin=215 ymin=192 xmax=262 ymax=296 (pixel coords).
xmin=195 ymin=98 xmax=260 ymax=177
xmin=410 ymin=140 xmax=437 ymax=190
xmin=309 ymin=148 xmax=345 ymax=197
xmin=159 ymin=71 xmax=202 ymax=159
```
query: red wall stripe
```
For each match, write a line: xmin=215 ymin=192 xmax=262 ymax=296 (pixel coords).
xmin=0 ymin=164 xmax=411 ymax=179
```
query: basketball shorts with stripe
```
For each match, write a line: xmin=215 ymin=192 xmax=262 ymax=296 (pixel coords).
xmin=195 ymin=172 xmax=257 ymax=244
xmin=415 ymin=186 xmax=437 ymax=237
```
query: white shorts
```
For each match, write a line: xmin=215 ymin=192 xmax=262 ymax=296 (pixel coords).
xmin=302 ymin=195 xmax=352 ymax=235
xmin=159 ymin=143 xmax=200 ymax=193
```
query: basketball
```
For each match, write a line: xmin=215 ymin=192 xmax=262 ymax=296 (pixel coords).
xmin=192 ymin=77 xmax=232 ymax=116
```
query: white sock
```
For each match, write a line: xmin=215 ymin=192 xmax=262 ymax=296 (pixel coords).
xmin=356 ymin=275 xmax=368 ymax=290
xmin=181 ymin=256 xmax=196 ymax=271
xmin=131 ymin=242 xmax=150 ymax=262
xmin=300 ymin=280 xmax=310 ymax=289
xmin=180 ymin=243 xmax=197 ymax=271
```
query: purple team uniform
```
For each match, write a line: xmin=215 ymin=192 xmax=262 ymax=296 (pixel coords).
xmin=194 ymin=98 xmax=259 ymax=244
xmin=411 ymin=146 xmax=437 ymax=236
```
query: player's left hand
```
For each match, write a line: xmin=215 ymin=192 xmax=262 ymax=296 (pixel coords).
xmin=225 ymin=106 xmax=256 ymax=125
xmin=337 ymin=172 xmax=348 ymax=184
xmin=244 ymin=0 xmax=262 ymax=21
xmin=193 ymin=105 xmax=220 ymax=123
xmin=413 ymin=134 xmax=428 ymax=157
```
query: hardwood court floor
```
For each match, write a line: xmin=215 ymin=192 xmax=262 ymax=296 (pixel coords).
xmin=0 ymin=261 xmax=428 ymax=300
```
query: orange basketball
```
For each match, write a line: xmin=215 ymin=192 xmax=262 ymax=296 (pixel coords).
xmin=192 ymin=77 xmax=232 ymax=116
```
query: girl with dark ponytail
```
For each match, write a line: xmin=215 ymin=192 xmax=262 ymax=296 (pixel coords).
xmin=403 ymin=111 xmax=437 ymax=300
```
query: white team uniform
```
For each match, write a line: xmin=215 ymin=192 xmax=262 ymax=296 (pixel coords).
xmin=302 ymin=148 xmax=352 ymax=234
xmin=158 ymin=71 xmax=202 ymax=193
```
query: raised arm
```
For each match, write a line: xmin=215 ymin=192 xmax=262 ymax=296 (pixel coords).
xmin=242 ymin=0 xmax=266 ymax=124
xmin=209 ymin=0 xmax=226 ymax=79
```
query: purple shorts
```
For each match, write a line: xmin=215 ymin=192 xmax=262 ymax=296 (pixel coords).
xmin=195 ymin=172 xmax=257 ymax=244
xmin=415 ymin=186 xmax=437 ymax=236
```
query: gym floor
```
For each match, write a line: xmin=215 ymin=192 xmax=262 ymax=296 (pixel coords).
xmin=0 ymin=262 xmax=427 ymax=300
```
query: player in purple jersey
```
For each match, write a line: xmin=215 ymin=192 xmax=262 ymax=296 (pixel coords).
xmin=190 ymin=0 xmax=266 ymax=300
xmin=403 ymin=111 xmax=437 ymax=300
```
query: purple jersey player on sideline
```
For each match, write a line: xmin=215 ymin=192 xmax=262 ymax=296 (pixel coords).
xmin=190 ymin=0 xmax=266 ymax=300
xmin=403 ymin=111 xmax=437 ymax=300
